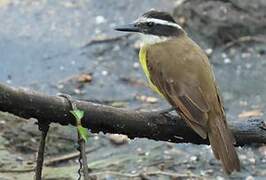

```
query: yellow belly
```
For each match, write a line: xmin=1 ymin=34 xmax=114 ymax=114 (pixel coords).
xmin=139 ymin=46 xmax=163 ymax=97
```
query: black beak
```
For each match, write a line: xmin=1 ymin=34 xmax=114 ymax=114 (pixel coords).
xmin=114 ymin=23 xmax=139 ymax=32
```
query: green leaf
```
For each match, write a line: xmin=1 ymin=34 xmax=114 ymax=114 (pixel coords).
xmin=70 ymin=109 xmax=84 ymax=123
xmin=77 ymin=125 xmax=89 ymax=142
xmin=70 ymin=109 xmax=89 ymax=142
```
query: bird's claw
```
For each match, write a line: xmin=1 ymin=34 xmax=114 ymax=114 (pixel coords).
xmin=158 ymin=107 xmax=176 ymax=117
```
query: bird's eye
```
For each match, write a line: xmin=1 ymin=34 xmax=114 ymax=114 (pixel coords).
xmin=147 ymin=22 xmax=154 ymax=27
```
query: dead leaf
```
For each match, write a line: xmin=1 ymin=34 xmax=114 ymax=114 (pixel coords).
xmin=77 ymin=73 xmax=93 ymax=83
xmin=59 ymin=73 xmax=93 ymax=85
xmin=238 ymin=109 xmax=263 ymax=118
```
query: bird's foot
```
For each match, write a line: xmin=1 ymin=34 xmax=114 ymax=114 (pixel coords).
xmin=158 ymin=107 xmax=176 ymax=117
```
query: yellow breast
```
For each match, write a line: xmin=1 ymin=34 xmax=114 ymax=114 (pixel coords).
xmin=139 ymin=46 xmax=163 ymax=97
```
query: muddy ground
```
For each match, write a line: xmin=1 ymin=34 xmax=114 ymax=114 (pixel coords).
xmin=0 ymin=0 xmax=266 ymax=179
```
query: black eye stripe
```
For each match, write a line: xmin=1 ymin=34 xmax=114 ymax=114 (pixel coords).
xmin=145 ymin=23 xmax=181 ymax=37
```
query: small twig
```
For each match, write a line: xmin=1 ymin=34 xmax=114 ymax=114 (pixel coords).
xmin=0 ymin=167 xmax=35 ymax=173
xmin=35 ymin=121 xmax=50 ymax=180
xmin=77 ymin=136 xmax=90 ymax=180
xmin=82 ymin=34 xmax=132 ymax=48
xmin=223 ymin=35 xmax=266 ymax=50
xmin=87 ymin=170 xmax=199 ymax=179
xmin=145 ymin=171 xmax=198 ymax=178
xmin=44 ymin=146 xmax=100 ymax=166
xmin=87 ymin=171 xmax=140 ymax=178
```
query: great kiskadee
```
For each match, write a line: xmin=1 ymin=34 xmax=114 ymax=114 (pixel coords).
xmin=115 ymin=10 xmax=240 ymax=174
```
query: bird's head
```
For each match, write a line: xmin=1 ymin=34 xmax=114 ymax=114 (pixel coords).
xmin=115 ymin=10 xmax=185 ymax=43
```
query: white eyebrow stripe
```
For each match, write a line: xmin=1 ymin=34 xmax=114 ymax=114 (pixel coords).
xmin=138 ymin=17 xmax=182 ymax=29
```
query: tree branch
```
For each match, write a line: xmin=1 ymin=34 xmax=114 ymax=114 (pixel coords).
xmin=0 ymin=83 xmax=265 ymax=146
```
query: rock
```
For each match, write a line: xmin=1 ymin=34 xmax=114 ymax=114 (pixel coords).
xmin=108 ymin=134 xmax=129 ymax=145
xmin=173 ymin=0 xmax=266 ymax=46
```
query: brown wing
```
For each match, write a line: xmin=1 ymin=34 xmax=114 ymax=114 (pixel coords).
xmin=150 ymin=68 xmax=210 ymax=138
xmin=146 ymin=36 xmax=213 ymax=139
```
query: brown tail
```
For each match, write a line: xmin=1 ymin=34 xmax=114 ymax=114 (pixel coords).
xmin=208 ymin=117 xmax=240 ymax=174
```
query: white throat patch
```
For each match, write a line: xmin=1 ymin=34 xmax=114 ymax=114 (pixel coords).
xmin=140 ymin=34 xmax=171 ymax=46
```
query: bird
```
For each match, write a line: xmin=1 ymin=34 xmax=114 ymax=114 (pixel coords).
xmin=115 ymin=10 xmax=240 ymax=174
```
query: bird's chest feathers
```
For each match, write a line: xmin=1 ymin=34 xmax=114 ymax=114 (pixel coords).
xmin=138 ymin=35 xmax=170 ymax=77
xmin=139 ymin=46 xmax=149 ymax=80
xmin=139 ymin=45 xmax=163 ymax=96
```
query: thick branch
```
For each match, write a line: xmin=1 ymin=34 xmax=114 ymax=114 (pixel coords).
xmin=0 ymin=83 xmax=265 ymax=145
